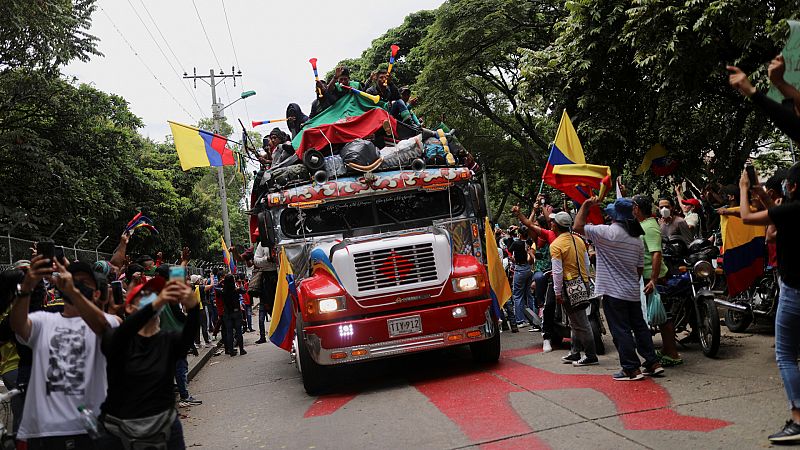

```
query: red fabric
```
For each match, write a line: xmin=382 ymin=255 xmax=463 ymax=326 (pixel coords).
xmin=211 ymin=135 xmax=236 ymax=165
xmin=537 ymin=229 xmax=557 ymax=248
xmin=768 ymin=241 xmax=778 ymax=268
xmin=293 ymin=108 xmax=397 ymax=158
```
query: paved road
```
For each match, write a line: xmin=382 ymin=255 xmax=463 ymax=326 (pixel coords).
xmin=182 ymin=321 xmax=784 ymax=449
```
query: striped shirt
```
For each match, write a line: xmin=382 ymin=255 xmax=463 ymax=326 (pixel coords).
xmin=584 ymin=223 xmax=644 ymax=302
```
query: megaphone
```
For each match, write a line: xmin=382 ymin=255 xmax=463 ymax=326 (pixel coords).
xmin=313 ymin=170 xmax=328 ymax=184
xmin=411 ymin=158 xmax=426 ymax=172
xmin=252 ymin=118 xmax=287 ymax=128
xmin=303 ymin=149 xmax=325 ymax=171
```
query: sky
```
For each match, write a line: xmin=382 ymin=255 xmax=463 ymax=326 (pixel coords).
xmin=64 ymin=0 xmax=445 ymax=142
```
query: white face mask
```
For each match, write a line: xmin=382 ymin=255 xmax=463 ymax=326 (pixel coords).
xmin=659 ymin=207 xmax=671 ymax=218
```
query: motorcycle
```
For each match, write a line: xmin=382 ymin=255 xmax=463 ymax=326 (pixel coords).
xmin=525 ymin=271 xmax=606 ymax=355
xmin=716 ymin=267 xmax=779 ymax=332
xmin=660 ymin=237 xmax=722 ymax=357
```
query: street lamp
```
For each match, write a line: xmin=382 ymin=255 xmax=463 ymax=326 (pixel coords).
xmin=221 ymin=90 xmax=256 ymax=113
xmin=6 ymin=213 xmax=27 ymax=264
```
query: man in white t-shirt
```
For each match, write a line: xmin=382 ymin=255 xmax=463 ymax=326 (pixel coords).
xmin=11 ymin=256 xmax=121 ymax=450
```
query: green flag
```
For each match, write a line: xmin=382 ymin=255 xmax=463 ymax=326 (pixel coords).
xmin=291 ymin=91 xmax=387 ymax=149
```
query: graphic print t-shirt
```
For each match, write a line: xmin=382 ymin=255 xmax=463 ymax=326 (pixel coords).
xmin=17 ymin=311 xmax=119 ymax=439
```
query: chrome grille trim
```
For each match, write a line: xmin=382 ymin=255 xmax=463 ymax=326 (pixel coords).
xmin=353 ymin=243 xmax=438 ymax=291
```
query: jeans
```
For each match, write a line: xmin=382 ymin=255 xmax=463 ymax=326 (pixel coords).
xmin=566 ymin=305 xmax=596 ymax=358
xmin=205 ymin=302 xmax=218 ymax=333
xmin=1 ymin=368 xmax=22 ymax=433
xmin=176 ymin=358 xmax=189 ymax=399
xmin=512 ymin=264 xmax=532 ymax=324
xmin=542 ymin=280 xmax=557 ymax=341
xmin=602 ymin=295 xmax=658 ymax=371
xmin=244 ymin=304 xmax=253 ymax=330
xmin=776 ymin=281 xmax=800 ymax=409
xmin=223 ymin=311 xmax=244 ymax=353
xmin=198 ymin=306 xmax=210 ymax=344
xmin=533 ymin=271 xmax=548 ymax=309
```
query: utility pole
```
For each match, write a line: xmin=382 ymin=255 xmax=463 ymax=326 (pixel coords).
xmin=183 ymin=67 xmax=242 ymax=247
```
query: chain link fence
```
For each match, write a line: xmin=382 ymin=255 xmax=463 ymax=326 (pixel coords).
xmin=0 ymin=235 xmax=205 ymax=275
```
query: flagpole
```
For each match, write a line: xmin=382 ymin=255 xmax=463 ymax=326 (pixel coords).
xmin=537 ymin=143 xmax=555 ymax=197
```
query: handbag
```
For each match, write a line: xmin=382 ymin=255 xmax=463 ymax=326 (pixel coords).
xmin=646 ymin=290 xmax=667 ymax=326
xmin=102 ymin=408 xmax=176 ymax=450
xmin=248 ymin=270 xmax=263 ymax=296
xmin=563 ymin=232 xmax=592 ymax=309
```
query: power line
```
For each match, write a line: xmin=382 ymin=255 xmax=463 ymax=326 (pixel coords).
xmin=124 ymin=0 xmax=204 ymax=116
xmin=98 ymin=6 xmax=197 ymax=121
xmin=220 ymin=0 xmax=252 ymax=125
xmin=191 ymin=0 xmax=222 ymax=69
xmin=138 ymin=0 xmax=186 ymax=71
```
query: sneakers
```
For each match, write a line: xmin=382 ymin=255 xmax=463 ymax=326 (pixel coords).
xmin=255 ymin=337 xmax=267 ymax=344
xmin=573 ymin=356 xmax=599 ymax=367
xmin=613 ymin=369 xmax=644 ymax=381
xmin=769 ymin=420 xmax=800 ymax=443
xmin=642 ymin=362 xmax=665 ymax=376
xmin=239 ymin=349 xmax=247 ymax=355
xmin=542 ymin=339 xmax=553 ymax=353
xmin=178 ymin=396 xmax=202 ymax=408
xmin=561 ymin=353 xmax=581 ymax=364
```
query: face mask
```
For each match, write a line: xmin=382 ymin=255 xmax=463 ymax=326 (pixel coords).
xmin=139 ymin=292 xmax=158 ymax=308
xmin=659 ymin=207 xmax=671 ymax=218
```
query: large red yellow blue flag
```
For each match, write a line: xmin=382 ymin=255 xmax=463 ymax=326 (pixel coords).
xmin=220 ymin=237 xmax=236 ymax=273
xmin=542 ymin=110 xmax=586 ymax=186
xmin=168 ymin=121 xmax=236 ymax=171
xmin=720 ymin=210 xmax=765 ymax=296
xmin=269 ymin=249 xmax=296 ymax=351
xmin=484 ymin=217 xmax=511 ymax=318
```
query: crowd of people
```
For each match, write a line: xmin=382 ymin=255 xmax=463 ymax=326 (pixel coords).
xmin=490 ymin=53 xmax=800 ymax=443
xmin=0 ymin=228 xmax=278 ymax=449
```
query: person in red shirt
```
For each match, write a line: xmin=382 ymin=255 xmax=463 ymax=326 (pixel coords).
xmin=237 ymin=275 xmax=254 ymax=332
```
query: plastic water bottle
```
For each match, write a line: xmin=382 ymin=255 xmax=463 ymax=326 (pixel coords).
xmin=77 ymin=405 xmax=101 ymax=439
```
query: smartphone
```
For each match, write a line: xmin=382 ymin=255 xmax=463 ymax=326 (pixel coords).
xmin=169 ymin=266 xmax=186 ymax=282
xmin=54 ymin=246 xmax=65 ymax=263
xmin=746 ymin=165 xmax=758 ymax=187
xmin=38 ymin=240 xmax=55 ymax=259
xmin=111 ymin=281 xmax=123 ymax=305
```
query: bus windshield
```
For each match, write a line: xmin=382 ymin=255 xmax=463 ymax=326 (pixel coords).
xmin=280 ymin=188 xmax=466 ymax=238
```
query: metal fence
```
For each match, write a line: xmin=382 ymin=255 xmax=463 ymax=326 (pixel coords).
xmin=0 ymin=235 xmax=205 ymax=275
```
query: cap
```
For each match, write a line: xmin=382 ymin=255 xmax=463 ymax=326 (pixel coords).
xmin=681 ymin=198 xmax=701 ymax=208
xmin=12 ymin=260 xmax=30 ymax=270
xmin=137 ymin=254 xmax=154 ymax=263
xmin=269 ymin=127 xmax=282 ymax=138
xmin=68 ymin=261 xmax=100 ymax=290
xmin=553 ymin=211 xmax=573 ymax=227
xmin=93 ymin=260 xmax=112 ymax=276
xmin=604 ymin=198 xmax=635 ymax=222
xmin=125 ymin=276 xmax=166 ymax=305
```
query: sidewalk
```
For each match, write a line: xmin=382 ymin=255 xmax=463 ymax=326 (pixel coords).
xmin=187 ymin=338 xmax=222 ymax=382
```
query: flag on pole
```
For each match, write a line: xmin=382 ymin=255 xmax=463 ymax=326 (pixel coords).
xmin=220 ymin=236 xmax=236 ymax=273
xmin=635 ymin=144 xmax=679 ymax=176
xmin=269 ymin=249 xmax=297 ymax=351
xmin=168 ymin=121 xmax=236 ymax=171
xmin=542 ymin=110 xmax=586 ymax=186
xmin=124 ymin=212 xmax=158 ymax=235
xmin=551 ymin=164 xmax=610 ymax=224
xmin=720 ymin=210 xmax=765 ymax=296
xmin=483 ymin=217 xmax=511 ymax=318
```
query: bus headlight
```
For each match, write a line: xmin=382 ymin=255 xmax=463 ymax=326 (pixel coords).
xmin=693 ymin=260 xmax=713 ymax=279
xmin=453 ymin=276 xmax=479 ymax=292
xmin=317 ymin=296 xmax=346 ymax=313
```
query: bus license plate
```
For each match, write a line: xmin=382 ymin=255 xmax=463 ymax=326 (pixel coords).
xmin=388 ymin=315 xmax=422 ymax=337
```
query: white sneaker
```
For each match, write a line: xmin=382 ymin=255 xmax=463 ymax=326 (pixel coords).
xmin=542 ymin=339 xmax=553 ymax=353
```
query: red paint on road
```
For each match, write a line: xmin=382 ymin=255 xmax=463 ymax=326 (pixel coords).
xmin=413 ymin=371 xmax=550 ymax=449
xmin=304 ymin=392 xmax=358 ymax=418
xmin=303 ymin=346 xmax=731 ymax=447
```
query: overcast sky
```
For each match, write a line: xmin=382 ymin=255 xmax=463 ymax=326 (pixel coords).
xmin=64 ymin=0 xmax=444 ymax=142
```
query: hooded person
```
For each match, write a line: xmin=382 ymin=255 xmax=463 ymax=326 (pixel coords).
xmin=94 ymin=275 xmax=198 ymax=450
xmin=286 ymin=103 xmax=309 ymax=139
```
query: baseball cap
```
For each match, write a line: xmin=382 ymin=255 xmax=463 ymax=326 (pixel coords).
xmin=12 ymin=260 xmax=30 ymax=270
xmin=604 ymin=198 xmax=635 ymax=222
xmin=125 ymin=276 xmax=166 ymax=305
xmin=681 ymin=198 xmax=701 ymax=208
xmin=68 ymin=261 xmax=101 ymax=290
xmin=553 ymin=211 xmax=573 ymax=228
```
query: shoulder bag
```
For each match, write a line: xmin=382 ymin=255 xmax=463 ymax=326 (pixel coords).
xmin=102 ymin=408 xmax=176 ymax=450
xmin=562 ymin=233 xmax=592 ymax=310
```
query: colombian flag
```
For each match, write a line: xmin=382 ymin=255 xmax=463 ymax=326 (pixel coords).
xmin=269 ymin=249 xmax=296 ymax=351
xmin=635 ymin=144 xmax=679 ymax=176
xmin=542 ymin=110 xmax=586 ymax=186
xmin=220 ymin=237 xmax=236 ymax=273
xmin=720 ymin=210 xmax=765 ymax=296
xmin=168 ymin=121 xmax=236 ymax=171
xmin=484 ymin=217 xmax=511 ymax=318
xmin=124 ymin=212 xmax=158 ymax=235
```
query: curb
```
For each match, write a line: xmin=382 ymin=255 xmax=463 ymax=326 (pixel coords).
xmin=188 ymin=341 xmax=222 ymax=382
